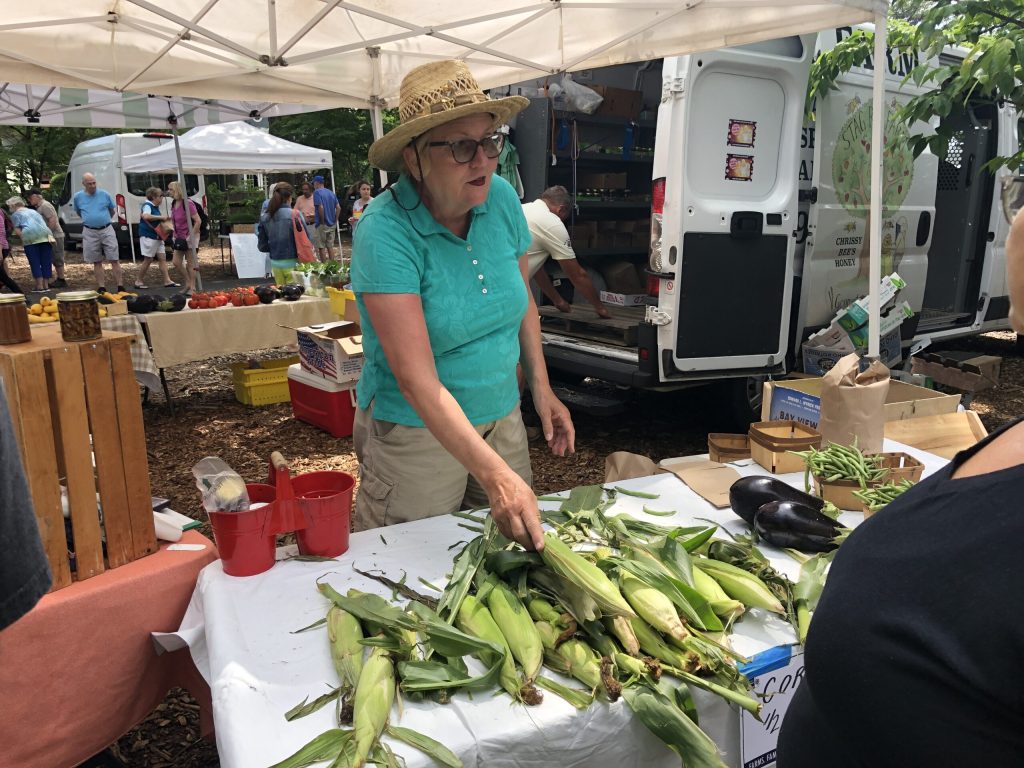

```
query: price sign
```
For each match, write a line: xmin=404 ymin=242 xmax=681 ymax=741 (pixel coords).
xmin=739 ymin=645 xmax=805 ymax=768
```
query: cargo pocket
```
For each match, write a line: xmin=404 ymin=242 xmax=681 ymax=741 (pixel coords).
xmin=354 ymin=467 xmax=394 ymax=531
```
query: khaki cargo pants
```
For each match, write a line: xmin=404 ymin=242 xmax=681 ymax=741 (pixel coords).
xmin=352 ymin=401 xmax=532 ymax=531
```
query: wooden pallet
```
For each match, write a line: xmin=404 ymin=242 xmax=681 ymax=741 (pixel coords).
xmin=0 ymin=325 xmax=157 ymax=590
xmin=538 ymin=304 xmax=643 ymax=346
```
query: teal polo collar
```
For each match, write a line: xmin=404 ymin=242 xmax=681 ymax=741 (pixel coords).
xmin=388 ymin=174 xmax=491 ymax=239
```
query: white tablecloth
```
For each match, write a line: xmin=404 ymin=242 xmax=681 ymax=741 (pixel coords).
xmin=162 ymin=440 xmax=948 ymax=768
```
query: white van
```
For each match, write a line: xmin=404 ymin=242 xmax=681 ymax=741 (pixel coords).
xmin=55 ymin=132 xmax=206 ymax=258
xmin=535 ymin=28 xmax=1018 ymax=421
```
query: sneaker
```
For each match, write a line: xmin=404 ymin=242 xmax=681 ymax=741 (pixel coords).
xmin=164 ymin=282 xmax=181 ymax=288
xmin=134 ymin=282 xmax=149 ymax=289
xmin=51 ymin=278 xmax=68 ymax=288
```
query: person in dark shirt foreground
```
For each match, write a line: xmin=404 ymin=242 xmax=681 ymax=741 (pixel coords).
xmin=777 ymin=210 xmax=1024 ymax=765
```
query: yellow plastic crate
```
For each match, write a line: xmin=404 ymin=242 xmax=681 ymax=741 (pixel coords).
xmin=326 ymin=286 xmax=356 ymax=319
xmin=230 ymin=356 xmax=299 ymax=406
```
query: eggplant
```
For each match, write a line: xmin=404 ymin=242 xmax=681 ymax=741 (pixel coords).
xmin=728 ymin=476 xmax=825 ymax=524
xmin=753 ymin=500 xmax=842 ymax=553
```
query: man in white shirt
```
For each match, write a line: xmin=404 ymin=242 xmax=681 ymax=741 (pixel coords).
xmin=523 ymin=186 xmax=610 ymax=319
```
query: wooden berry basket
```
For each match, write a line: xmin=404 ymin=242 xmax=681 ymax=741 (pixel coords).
xmin=813 ymin=452 xmax=924 ymax=511
xmin=748 ymin=420 xmax=821 ymax=474
xmin=872 ymin=452 xmax=924 ymax=484
xmin=708 ymin=433 xmax=751 ymax=463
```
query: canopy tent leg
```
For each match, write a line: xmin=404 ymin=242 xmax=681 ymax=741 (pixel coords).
xmin=368 ymin=46 xmax=389 ymax=189
xmin=867 ymin=11 xmax=887 ymax=360
xmin=329 ymin=167 xmax=343 ymax=265
xmin=173 ymin=129 xmax=203 ymax=291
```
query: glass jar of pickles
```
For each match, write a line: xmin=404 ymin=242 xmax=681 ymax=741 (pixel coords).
xmin=0 ymin=293 xmax=31 ymax=345
xmin=56 ymin=291 xmax=102 ymax=342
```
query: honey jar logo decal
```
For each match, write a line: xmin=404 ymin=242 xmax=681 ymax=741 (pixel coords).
xmin=725 ymin=154 xmax=753 ymax=182
xmin=727 ymin=119 xmax=756 ymax=148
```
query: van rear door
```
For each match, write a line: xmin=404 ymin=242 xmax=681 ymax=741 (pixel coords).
xmin=653 ymin=36 xmax=813 ymax=379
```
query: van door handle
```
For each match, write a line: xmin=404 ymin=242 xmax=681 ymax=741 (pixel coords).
xmin=799 ymin=187 xmax=818 ymax=204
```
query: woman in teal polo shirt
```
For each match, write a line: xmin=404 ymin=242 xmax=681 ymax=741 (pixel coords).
xmin=351 ymin=60 xmax=575 ymax=551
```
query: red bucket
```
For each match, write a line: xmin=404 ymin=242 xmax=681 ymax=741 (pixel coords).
xmin=208 ymin=483 xmax=277 ymax=577
xmin=269 ymin=470 xmax=354 ymax=557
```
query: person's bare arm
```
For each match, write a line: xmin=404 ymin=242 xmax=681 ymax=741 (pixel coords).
xmin=518 ymin=254 xmax=575 ymax=459
xmin=363 ymin=292 xmax=545 ymax=551
xmin=561 ymin=258 xmax=610 ymax=318
xmin=532 ymin=265 xmax=570 ymax=312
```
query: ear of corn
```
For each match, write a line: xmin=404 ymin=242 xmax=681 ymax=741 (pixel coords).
xmin=553 ymin=638 xmax=603 ymax=690
xmin=526 ymin=595 xmax=563 ymax=625
xmin=691 ymin=567 xmax=746 ymax=623
xmin=694 ymin=560 xmax=785 ymax=614
xmin=620 ymin=572 xmax=689 ymax=646
xmin=352 ymin=646 xmax=396 ymax=768
xmin=455 ymin=594 xmax=528 ymax=702
xmin=539 ymin=533 xmax=636 ymax=619
xmin=629 ymin=616 xmax=691 ymax=670
xmin=534 ymin=620 xmax=560 ymax=651
xmin=327 ymin=606 xmax=364 ymax=690
xmin=604 ymin=615 xmax=641 ymax=656
xmin=486 ymin=581 xmax=544 ymax=682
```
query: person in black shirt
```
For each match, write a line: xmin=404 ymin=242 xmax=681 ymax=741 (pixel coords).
xmin=777 ymin=209 xmax=1024 ymax=765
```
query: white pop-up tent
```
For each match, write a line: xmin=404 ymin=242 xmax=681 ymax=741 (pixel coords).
xmin=122 ymin=121 xmax=332 ymax=174
xmin=0 ymin=1 xmax=891 ymax=357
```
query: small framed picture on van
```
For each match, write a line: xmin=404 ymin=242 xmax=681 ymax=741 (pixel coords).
xmin=725 ymin=154 xmax=754 ymax=182
xmin=727 ymin=119 xmax=757 ymax=148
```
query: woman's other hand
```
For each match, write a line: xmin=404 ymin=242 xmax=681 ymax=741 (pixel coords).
xmin=485 ymin=467 xmax=545 ymax=551
xmin=531 ymin=386 xmax=575 ymax=458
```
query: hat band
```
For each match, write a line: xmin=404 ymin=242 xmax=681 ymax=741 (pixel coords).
xmin=403 ymin=92 xmax=490 ymax=123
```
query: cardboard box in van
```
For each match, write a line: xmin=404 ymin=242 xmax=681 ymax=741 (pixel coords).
xmin=590 ymin=85 xmax=643 ymax=120
xmin=761 ymin=376 xmax=961 ymax=429
xmin=296 ymin=320 xmax=364 ymax=384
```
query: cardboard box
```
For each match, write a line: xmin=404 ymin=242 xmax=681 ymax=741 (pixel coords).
xmin=613 ymin=232 xmax=633 ymax=249
xmin=296 ymin=320 xmax=364 ymax=384
xmin=910 ymin=353 xmax=1002 ymax=393
xmin=762 ymin=376 xmax=961 ymax=429
xmin=104 ymin=300 xmax=128 ymax=316
xmin=835 ymin=272 xmax=907 ymax=332
xmin=632 ymin=232 xmax=649 ymax=248
xmin=591 ymin=85 xmax=643 ymax=120
xmin=600 ymin=290 xmax=647 ymax=307
xmin=616 ymin=220 xmax=636 ymax=233
xmin=600 ymin=260 xmax=644 ymax=293
xmin=578 ymin=172 xmax=628 ymax=189
xmin=802 ymin=326 xmax=902 ymax=375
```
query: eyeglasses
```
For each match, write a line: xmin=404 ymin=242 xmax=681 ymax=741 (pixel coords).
xmin=425 ymin=132 xmax=504 ymax=163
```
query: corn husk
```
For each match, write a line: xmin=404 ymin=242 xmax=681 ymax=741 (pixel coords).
xmin=352 ymin=647 xmax=395 ymax=768
xmin=539 ymin=533 xmax=636 ymax=618
xmin=486 ymin=581 xmax=544 ymax=682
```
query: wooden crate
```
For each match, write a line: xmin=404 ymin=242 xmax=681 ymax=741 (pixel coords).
xmin=538 ymin=303 xmax=642 ymax=346
xmin=0 ymin=325 xmax=157 ymax=590
xmin=883 ymin=411 xmax=988 ymax=459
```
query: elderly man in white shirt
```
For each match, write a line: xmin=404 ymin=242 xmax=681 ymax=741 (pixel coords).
xmin=523 ymin=186 xmax=610 ymax=319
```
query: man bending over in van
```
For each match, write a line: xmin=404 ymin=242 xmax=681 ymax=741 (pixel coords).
xmin=73 ymin=173 xmax=123 ymax=293
xmin=523 ymin=186 xmax=609 ymax=319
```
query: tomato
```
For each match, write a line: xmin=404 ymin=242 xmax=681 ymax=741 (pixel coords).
xmin=188 ymin=299 xmax=198 ymax=309
xmin=244 ymin=294 xmax=259 ymax=306
xmin=231 ymin=295 xmax=244 ymax=307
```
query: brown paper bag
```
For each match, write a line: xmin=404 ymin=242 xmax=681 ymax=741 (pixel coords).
xmin=604 ymin=452 xmax=663 ymax=482
xmin=818 ymin=352 xmax=890 ymax=453
xmin=659 ymin=457 xmax=740 ymax=508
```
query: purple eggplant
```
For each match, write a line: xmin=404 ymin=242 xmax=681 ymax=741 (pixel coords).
xmin=729 ymin=476 xmax=825 ymax=524
xmin=753 ymin=500 xmax=843 ymax=553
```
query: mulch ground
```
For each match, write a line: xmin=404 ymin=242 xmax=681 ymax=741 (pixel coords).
xmin=8 ymin=245 xmax=1021 ymax=767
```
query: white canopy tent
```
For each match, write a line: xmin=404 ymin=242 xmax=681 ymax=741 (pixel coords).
xmin=122 ymin=121 xmax=332 ymax=174
xmin=1 ymin=1 xmax=890 ymax=356
xmin=0 ymin=85 xmax=311 ymax=128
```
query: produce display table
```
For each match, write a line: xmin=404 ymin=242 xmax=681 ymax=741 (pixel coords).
xmin=100 ymin=314 xmax=161 ymax=391
xmin=138 ymin=296 xmax=335 ymax=368
xmin=165 ymin=442 xmax=947 ymax=768
xmin=0 ymin=530 xmax=218 ymax=768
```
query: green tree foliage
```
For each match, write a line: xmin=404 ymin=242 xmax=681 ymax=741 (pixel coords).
xmin=809 ymin=1 xmax=1024 ymax=170
xmin=269 ymin=108 xmax=398 ymax=190
xmin=0 ymin=126 xmax=110 ymax=202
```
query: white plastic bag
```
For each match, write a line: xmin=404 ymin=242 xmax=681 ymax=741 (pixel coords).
xmin=558 ymin=75 xmax=604 ymax=115
xmin=192 ymin=456 xmax=250 ymax=514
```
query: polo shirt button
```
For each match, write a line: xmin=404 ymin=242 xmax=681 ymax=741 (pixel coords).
xmin=478 ymin=274 xmax=484 ymax=280
xmin=467 ymin=245 xmax=473 ymax=252
xmin=472 ymin=260 xmax=478 ymax=265
xmin=482 ymin=288 xmax=488 ymax=294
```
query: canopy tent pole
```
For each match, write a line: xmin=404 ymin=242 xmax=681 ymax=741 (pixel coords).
xmin=368 ymin=46 xmax=389 ymax=189
xmin=329 ymin=167 xmax=344 ymax=265
xmin=867 ymin=10 xmax=887 ymax=359
xmin=173 ymin=128 xmax=203 ymax=290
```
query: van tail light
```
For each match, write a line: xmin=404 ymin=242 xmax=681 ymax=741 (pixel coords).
xmin=647 ymin=274 xmax=661 ymax=297
xmin=648 ymin=177 xmax=666 ymax=273
xmin=202 ymin=194 xmax=208 ymax=211
xmin=115 ymin=194 xmax=127 ymax=225
xmin=651 ymin=177 xmax=665 ymax=216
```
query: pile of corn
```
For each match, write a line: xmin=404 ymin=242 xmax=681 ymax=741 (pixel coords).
xmin=272 ymin=485 xmax=798 ymax=768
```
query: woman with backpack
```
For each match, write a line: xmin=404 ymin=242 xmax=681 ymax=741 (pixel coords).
xmin=257 ymin=182 xmax=314 ymax=286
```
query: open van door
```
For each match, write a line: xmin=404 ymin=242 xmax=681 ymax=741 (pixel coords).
xmin=652 ymin=36 xmax=813 ymax=380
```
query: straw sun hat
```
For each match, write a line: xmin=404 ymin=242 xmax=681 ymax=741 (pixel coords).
xmin=368 ymin=60 xmax=528 ymax=172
